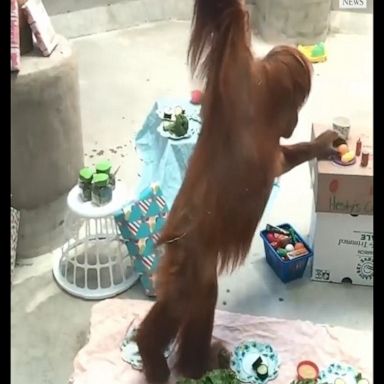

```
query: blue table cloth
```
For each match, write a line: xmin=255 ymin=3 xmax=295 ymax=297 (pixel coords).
xmin=134 ymin=97 xmax=280 ymax=210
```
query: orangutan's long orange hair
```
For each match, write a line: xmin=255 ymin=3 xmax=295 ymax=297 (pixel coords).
xmin=136 ymin=0 xmax=329 ymax=382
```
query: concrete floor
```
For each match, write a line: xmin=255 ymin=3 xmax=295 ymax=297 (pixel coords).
xmin=11 ymin=21 xmax=373 ymax=384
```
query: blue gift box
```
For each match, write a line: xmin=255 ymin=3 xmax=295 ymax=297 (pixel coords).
xmin=114 ymin=183 xmax=168 ymax=296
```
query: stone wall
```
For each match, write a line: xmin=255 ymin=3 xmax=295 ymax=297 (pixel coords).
xmin=248 ymin=0 xmax=332 ymax=45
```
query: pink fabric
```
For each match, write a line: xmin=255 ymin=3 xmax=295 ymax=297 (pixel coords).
xmin=71 ymin=299 xmax=372 ymax=384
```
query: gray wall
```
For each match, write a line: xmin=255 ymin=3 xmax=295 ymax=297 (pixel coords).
xmin=44 ymin=0 xmax=124 ymax=15
xmin=44 ymin=0 xmax=373 ymax=16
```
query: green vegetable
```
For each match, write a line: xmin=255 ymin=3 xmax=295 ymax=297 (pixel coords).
xmin=355 ymin=372 xmax=369 ymax=384
xmin=290 ymin=380 xmax=319 ymax=384
xmin=164 ymin=114 xmax=189 ymax=137
xmin=176 ymin=369 xmax=240 ymax=384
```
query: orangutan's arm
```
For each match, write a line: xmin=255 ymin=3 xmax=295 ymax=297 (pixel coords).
xmin=275 ymin=129 xmax=339 ymax=176
xmin=276 ymin=142 xmax=319 ymax=176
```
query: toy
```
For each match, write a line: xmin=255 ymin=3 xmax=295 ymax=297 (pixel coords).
xmin=297 ymin=361 xmax=319 ymax=382
xmin=318 ymin=362 xmax=368 ymax=384
xmin=333 ymin=137 xmax=347 ymax=147
xmin=331 ymin=148 xmax=356 ymax=166
xmin=337 ymin=144 xmax=349 ymax=155
xmin=162 ymin=107 xmax=189 ymax=137
xmin=252 ymin=357 xmax=269 ymax=380
xmin=266 ymin=224 xmax=290 ymax=235
xmin=191 ymin=89 xmax=203 ymax=105
xmin=285 ymin=244 xmax=294 ymax=252
xmin=292 ymin=363 xmax=369 ymax=384
xmin=230 ymin=341 xmax=280 ymax=383
xmin=297 ymin=43 xmax=327 ymax=63
xmin=332 ymin=116 xmax=351 ymax=140
xmin=360 ymin=151 xmax=369 ymax=167
xmin=355 ymin=138 xmax=362 ymax=156
xmin=265 ymin=225 xmax=308 ymax=261
xmin=341 ymin=150 xmax=355 ymax=164
xmin=255 ymin=364 xmax=268 ymax=380
xmin=287 ymin=248 xmax=309 ymax=260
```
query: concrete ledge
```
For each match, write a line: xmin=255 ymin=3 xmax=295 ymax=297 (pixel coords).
xmin=11 ymin=35 xmax=84 ymax=210
xmin=12 ymin=35 xmax=84 ymax=258
xmin=249 ymin=0 xmax=332 ymax=45
xmin=16 ymin=193 xmax=69 ymax=259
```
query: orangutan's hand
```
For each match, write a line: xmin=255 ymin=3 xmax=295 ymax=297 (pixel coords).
xmin=314 ymin=129 xmax=340 ymax=160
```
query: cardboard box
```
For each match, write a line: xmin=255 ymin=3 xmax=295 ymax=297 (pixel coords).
xmin=22 ymin=0 xmax=58 ymax=56
xmin=311 ymin=212 xmax=373 ymax=286
xmin=11 ymin=0 xmax=21 ymax=72
xmin=311 ymin=123 xmax=373 ymax=215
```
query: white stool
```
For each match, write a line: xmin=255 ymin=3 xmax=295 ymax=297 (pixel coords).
xmin=53 ymin=183 xmax=139 ymax=300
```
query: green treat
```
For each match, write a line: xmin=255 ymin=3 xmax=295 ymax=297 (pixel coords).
xmin=176 ymin=369 xmax=240 ymax=384
xmin=96 ymin=160 xmax=112 ymax=175
xmin=166 ymin=114 xmax=189 ymax=137
xmin=311 ymin=43 xmax=325 ymax=57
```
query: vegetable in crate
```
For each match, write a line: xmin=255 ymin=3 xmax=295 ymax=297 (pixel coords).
xmin=266 ymin=224 xmax=289 ymax=235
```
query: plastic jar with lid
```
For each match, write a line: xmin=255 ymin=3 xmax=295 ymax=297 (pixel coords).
xmin=79 ymin=167 xmax=94 ymax=202
xmin=91 ymin=173 xmax=112 ymax=206
xmin=96 ymin=160 xmax=115 ymax=190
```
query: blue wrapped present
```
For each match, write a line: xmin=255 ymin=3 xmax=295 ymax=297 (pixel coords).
xmin=114 ymin=183 xmax=169 ymax=296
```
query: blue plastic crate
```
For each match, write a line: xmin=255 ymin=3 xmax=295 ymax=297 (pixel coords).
xmin=260 ymin=223 xmax=313 ymax=283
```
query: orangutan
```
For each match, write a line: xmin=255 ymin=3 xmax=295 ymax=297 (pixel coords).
xmin=136 ymin=0 xmax=338 ymax=382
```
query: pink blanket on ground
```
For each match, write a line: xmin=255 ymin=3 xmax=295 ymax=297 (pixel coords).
xmin=70 ymin=299 xmax=372 ymax=384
